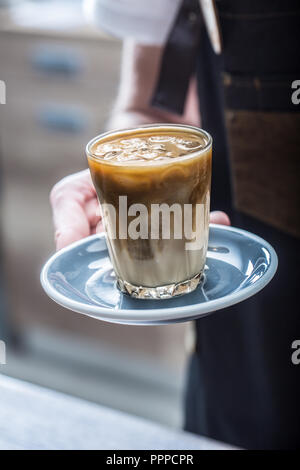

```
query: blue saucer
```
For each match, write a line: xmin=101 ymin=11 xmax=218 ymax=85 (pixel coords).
xmin=40 ymin=224 xmax=278 ymax=325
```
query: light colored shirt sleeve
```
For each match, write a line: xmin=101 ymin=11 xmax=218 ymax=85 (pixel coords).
xmin=84 ymin=0 xmax=182 ymax=45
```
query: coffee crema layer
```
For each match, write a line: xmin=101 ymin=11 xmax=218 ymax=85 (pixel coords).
xmin=90 ymin=129 xmax=207 ymax=164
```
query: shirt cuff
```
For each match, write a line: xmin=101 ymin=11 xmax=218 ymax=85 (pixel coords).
xmin=84 ymin=0 xmax=182 ymax=45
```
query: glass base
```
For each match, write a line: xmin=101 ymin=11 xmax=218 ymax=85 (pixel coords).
xmin=116 ymin=272 xmax=203 ymax=300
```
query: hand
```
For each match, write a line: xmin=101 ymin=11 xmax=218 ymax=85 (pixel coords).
xmin=50 ymin=170 xmax=230 ymax=251
xmin=50 ymin=169 xmax=103 ymax=251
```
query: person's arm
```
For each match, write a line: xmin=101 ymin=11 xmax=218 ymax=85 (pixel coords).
xmin=107 ymin=40 xmax=200 ymax=129
xmin=50 ymin=41 xmax=229 ymax=250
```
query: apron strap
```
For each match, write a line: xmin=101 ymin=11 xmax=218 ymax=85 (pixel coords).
xmin=151 ymin=0 xmax=202 ymax=115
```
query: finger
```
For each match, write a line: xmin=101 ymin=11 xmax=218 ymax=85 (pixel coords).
xmin=54 ymin=169 xmax=95 ymax=198
xmin=85 ymin=198 xmax=101 ymax=227
xmin=50 ymin=170 xmax=97 ymax=250
xmin=210 ymin=211 xmax=231 ymax=226
xmin=95 ymin=220 xmax=104 ymax=233
xmin=91 ymin=221 xmax=104 ymax=235
xmin=52 ymin=197 xmax=90 ymax=250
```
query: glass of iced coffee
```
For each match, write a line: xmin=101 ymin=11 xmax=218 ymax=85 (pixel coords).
xmin=86 ymin=124 xmax=212 ymax=299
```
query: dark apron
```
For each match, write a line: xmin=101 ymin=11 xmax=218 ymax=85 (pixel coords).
xmin=152 ymin=0 xmax=300 ymax=450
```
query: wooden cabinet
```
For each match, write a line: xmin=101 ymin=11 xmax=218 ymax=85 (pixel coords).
xmin=0 ymin=31 xmax=121 ymax=179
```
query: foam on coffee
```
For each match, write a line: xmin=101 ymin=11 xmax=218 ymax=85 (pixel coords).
xmin=90 ymin=129 xmax=207 ymax=164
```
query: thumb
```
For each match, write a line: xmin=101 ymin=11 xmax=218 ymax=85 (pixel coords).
xmin=210 ymin=211 xmax=231 ymax=226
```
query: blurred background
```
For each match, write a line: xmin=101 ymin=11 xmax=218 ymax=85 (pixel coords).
xmin=0 ymin=0 xmax=190 ymax=428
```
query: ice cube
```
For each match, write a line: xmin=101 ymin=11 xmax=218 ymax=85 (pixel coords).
xmin=140 ymin=152 xmax=160 ymax=160
xmin=174 ymin=138 xmax=203 ymax=151
xmin=103 ymin=151 xmax=120 ymax=160
xmin=149 ymin=136 xmax=173 ymax=143
xmin=150 ymin=143 xmax=166 ymax=152
xmin=120 ymin=138 xmax=147 ymax=149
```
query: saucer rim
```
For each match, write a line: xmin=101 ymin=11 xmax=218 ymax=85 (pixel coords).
xmin=40 ymin=224 xmax=278 ymax=322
